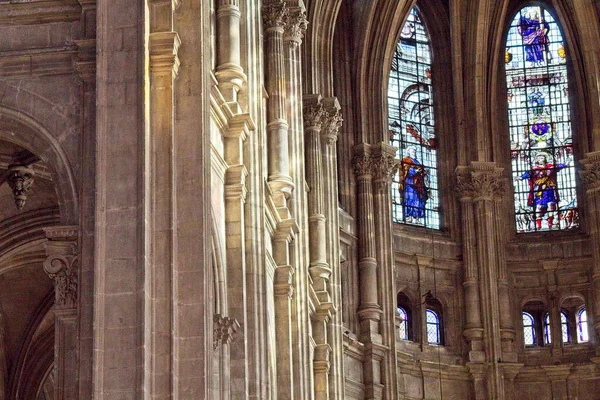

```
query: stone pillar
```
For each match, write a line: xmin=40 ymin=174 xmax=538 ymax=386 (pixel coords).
xmin=353 ymin=144 xmax=384 ymax=399
xmin=43 ymin=226 xmax=79 ymax=400
xmin=263 ymin=1 xmax=294 ymax=202
xmin=456 ymin=167 xmax=485 ymax=364
xmin=224 ymin=115 xmax=254 ymax=398
xmin=147 ymin=2 xmax=180 ymax=395
xmin=542 ymin=365 xmax=572 ymax=400
xmin=273 ymin=220 xmax=298 ymax=400
xmin=0 ymin=310 xmax=7 ymax=400
xmin=321 ymin=99 xmax=345 ymax=399
xmin=580 ymin=151 xmax=600 ymax=342
xmin=457 ymin=163 xmax=507 ymax=400
xmin=371 ymin=143 xmax=400 ymax=400
xmin=215 ymin=0 xmax=246 ymax=107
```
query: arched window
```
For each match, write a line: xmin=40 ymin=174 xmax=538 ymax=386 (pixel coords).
xmin=504 ymin=5 xmax=579 ymax=233
xmin=522 ymin=312 xmax=536 ymax=346
xmin=577 ymin=308 xmax=589 ymax=343
xmin=543 ymin=313 xmax=552 ymax=344
xmin=388 ymin=6 xmax=440 ymax=229
xmin=561 ymin=311 xmax=570 ymax=343
xmin=398 ymin=307 xmax=409 ymax=340
xmin=426 ymin=309 xmax=441 ymax=345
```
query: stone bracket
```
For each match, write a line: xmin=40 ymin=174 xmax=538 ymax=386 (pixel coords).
xmin=213 ymin=314 xmax=241 ymax=349
xmin=43 ymin=226 xmax=79 ymax=310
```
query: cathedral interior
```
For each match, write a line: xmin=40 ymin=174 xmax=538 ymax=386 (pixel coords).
xmin=0 ymin=0 xmax=600 ymax=399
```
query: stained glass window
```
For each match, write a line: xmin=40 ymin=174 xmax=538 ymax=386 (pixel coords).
xmin=543 ymin=313 xmax=551 ymax=344
xmin=398 ymin=307 xmax=409 ymax=340
xmin=388 ymin=7 xmax=440 ymax=229
xmin=505 ymin=5 xmax=579 ymax=233
xmin=577 ymin=308 xmax=588 ymax=343
xmin=561 ymin=311 xmax=569 ymax=343
xmin=522 ymin=312 xmax=535 ymax=346
xmin=426 ymin=309 xmax=441 ymax=345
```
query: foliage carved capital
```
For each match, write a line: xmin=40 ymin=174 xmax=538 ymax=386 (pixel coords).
xmin=352 ymin=153 xmax=372 ymax=178
xmin=321 ymin=109 xmax=343 ymax=145
xmin=284 ymin=10 xmax=308 ymax=45
xmin=371 ymin=153 xmax=399 ymax=183
xmin=213 ymin=314 xmax=240 ymax=349
xmin=303 ymin=103 xmax=325 ymax=130
xmin=455 ymin=164 xmax=506 ymax=201
xmin=262 ymin=2 xmax=288 ymax=31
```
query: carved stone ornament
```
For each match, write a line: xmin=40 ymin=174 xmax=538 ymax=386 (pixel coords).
xmin=371 ymin=153 xmax=399 ymax=183
xmin=321 ymin=110 xmax=343 ymax=145
xmin=7 ymin=165 xmax=34 ymax=211
xmin=456 ymin=171 xmax=506 ymax=201
xmin=303 ymin=103 xmax=325 ymax=129
xmin=213 ymin=314 xmax=240 ymax=349
xmin=352 ymin=153 xmax=372 ymax=178
xmin=44 ymin=254 xmax=78 ymax=310
xmin=284 ymin=10 xmax=308 ymax=44
xmin=579 ymin=157 xmax=600 ymax=191
xmin=262 ymin=2 xmax=288 ymax=31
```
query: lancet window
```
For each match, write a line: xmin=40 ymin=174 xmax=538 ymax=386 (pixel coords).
xmin=388 ymin=6 xmax=440 ymax=229
xmin=504 ymin=5 xmax=578 ymax=233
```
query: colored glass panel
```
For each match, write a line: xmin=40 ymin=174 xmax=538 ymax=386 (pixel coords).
xmin=523 ymin=312 xmax=535 ymax=346
xmin=578 ymin=308 xmax=588 ymax=343
xmin=505 ymin=5 xmax=578 ymax=232
xmin=388 ymin=7 xmax=440 ymax=229
xmin=398 ymin=307 xmax=408 ymax=340
xmin=544 ymin=313 xmax=551 ymax=344
xmin=561 ymin=312 xmax=569 ymax=343
xmin=426 ymin=309 xmax=441 ymax=344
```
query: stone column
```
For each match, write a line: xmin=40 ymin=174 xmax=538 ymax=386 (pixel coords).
xmin=273 ymin=220 xmax=298 ymax=400
xmin=541 ymin=365 xmax=572 ymax=400
xmin=321 ymin=99 xmax=345 ymax=399
xmin=224 ymin=115 xmax=254 ymax=398
xmin=580 ymin=151 xmax=600 ymax=342
xmin=0 ymin=310 xmax=7 ymax=400
xmin=43 ymin=226 xmax=79 ymax=400
xmin=263 ymin=1 xmax=294 ymax=202
xmin=457 ymin=163 xmax=506 ymax=400
xmin=147 ymin=2 xmax=180 ymax=395
xmin=371 ymin=143 xmax=400 ymax=400
xmin=353 ymin=144 xmax=384 ymax=399
xmin=456 ymin=167 xmax=485 ymax=364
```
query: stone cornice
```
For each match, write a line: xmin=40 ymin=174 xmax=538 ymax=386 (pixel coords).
xmin=0 ymin=46 xmax=77 ymax=77
xmin=149 ymin=31 xmax=181 ymax=77
xmin=0 ymin=0 xmax=81 ymax=25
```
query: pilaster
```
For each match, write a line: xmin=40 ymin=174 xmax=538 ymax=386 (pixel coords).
xmin=43 ymin=226 xmax=79 ymax=400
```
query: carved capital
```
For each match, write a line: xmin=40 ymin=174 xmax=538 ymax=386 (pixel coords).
xmin=455 ymin=164 xmax=506 ymax=201
xmin=283 ymin=9 xmax=308 ymax=45
xmin=580 ymin=152 xmax=600 ymax=192
xmin=7 ymin=165 xmax=34 ymax=211
xmin=352 ymin=153 xmax=372 ymax=178
xmin=371 ymin=153 xmax=399 ymax=183
xmin=149 ymin=31 xmax=181 ymax=78
xmin=262 ymin=2 xmax=288 ymax=31
xmin=321 ymin=109 xmax=343 ymax=145
xmin=213 ymin=314 xmax=240 ymax=349
xmin=43 ymin=226 xmax=78 ymax=310
xmin=303 ymin=103 xmax=325 ymax=130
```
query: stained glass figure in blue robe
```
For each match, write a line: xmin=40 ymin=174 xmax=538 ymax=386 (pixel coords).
xmin=520 ymin=152 xmax=567 ymax=230
xmin=518 ymin=8 xmax=551 ymax=66
xmin=399 ymin=146 xmax=429 ymax=224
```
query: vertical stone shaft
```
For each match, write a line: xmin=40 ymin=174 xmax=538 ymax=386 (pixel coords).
xmin=494 ymin=200 xmax=515 ymax=357
xmin=0 ymin=310 xmax=6 ymax=400
xmin=580 ymin=151 xmax=600 ymax=339
xmin=224 ymin=117 xmax=254 ymax=398
xmin=456 ymin=168 xmax=484 ymax=360
xmin=147 ymin=1 xmax=180 ymax=394
xmin=43 ymin=226 xmax=79 ymax=400
xmin=321 ymin=100 xmax=345 ymax=399
xmin=263 ymin=3 xmax=294 ymax=198
xmin=216 ymin=0 xmax=246 ymax=103
xmin=371 ymin=144 xmax=400 ymax=400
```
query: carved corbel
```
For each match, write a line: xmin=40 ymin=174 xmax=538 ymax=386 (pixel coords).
xmin=213 ymin=314 xmax=240 ymax=349
xmin=7 ymin=165 xmax=35 ymax=211
xmin=43 ymin=227 xmax=78 ymax=310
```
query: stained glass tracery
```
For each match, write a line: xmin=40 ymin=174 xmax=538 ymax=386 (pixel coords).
xmin=505 ymin=5 xmax=579 ymax=233
xmin=388 ymin=7 xmax=440 ymax=229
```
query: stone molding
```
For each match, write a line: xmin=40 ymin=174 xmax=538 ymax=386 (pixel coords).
xmin=580 ymin=151 xmax=600 ymax=192
xmin=283 ymin=9 xmax=308 ymax=45
xmin=262 ymin=2 xmax=288 ymax=31
xmin=6 ymin=165 xmax=35 ymax=211
xmin=213 ymin=314 xmax=240 ymax=349
xmin=73 ymin=39 xmax=96 ymax=83
xmin=43 ymin=226 xmax=78 ymax=310
xmin=455 ymin=163 xmax=506 ymax=201
xmin=0 ymin=0 xmax=81 ymax=25
xmin=149 ymin=31 xmax=181 ymax=77
xmin=0 ymin=46 xmax=77 ymax=78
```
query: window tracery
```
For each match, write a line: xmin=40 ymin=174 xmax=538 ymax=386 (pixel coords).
xmin=504 ymin=5 xmax=579 ymax=232
xmin=388 ymin=6 xmax=440 ymax=229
